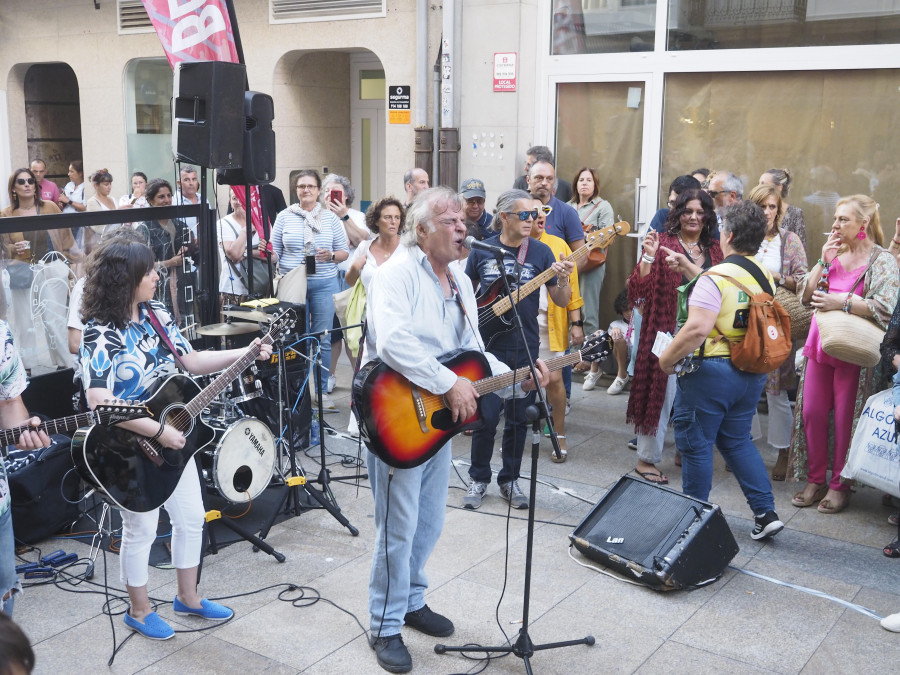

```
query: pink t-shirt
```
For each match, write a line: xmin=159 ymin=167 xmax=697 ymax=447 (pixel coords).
xmin=803 ymin=257 xmax=866 ymax=367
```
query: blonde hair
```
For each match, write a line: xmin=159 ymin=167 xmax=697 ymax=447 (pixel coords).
xmin=836 ymin=194 xmax=883 ymax=247
xmin=747 ymin=183 xmax=784 ymax=232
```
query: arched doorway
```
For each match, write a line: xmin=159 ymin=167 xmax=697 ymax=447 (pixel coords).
xmin=24 ymin=63 xmax=82 ymax=191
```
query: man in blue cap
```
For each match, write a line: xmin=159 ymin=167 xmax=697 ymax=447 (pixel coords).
xmin=460 ymin=178 xmax=492 ymax=239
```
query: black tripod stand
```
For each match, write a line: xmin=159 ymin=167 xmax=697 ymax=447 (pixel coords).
xmin=257 ymin=333 xmax=358 ymax=539
xmin=435 ymin=249 xmax=594 ymax=671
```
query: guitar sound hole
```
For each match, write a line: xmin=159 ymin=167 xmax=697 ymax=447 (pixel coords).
xmin=232 ymin=466 xmax=253 ymax=493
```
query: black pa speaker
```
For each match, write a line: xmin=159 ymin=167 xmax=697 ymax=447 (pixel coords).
xmin=570 ymin=474 xmax=739 ymax=590
xmin=173 ymin=61 xmax=245 ymax=169
xmin=217 ymin=91 xmax=276 ymax=186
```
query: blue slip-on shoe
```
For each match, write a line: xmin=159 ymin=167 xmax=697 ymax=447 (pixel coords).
xmin=173 ymin=596 xmax=234 ymax=621
xmin=124 ymin=611 xmax=175 ymax=640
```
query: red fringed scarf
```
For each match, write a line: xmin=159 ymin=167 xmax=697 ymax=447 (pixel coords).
xmin=625 ymin=232 xmax=723 ymax=435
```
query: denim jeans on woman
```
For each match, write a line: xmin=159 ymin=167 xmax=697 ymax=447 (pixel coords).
xmin=306 ymin=274 xmax=338 ymax=393
xmin=673 ymin=357 xmax=775 ymax=515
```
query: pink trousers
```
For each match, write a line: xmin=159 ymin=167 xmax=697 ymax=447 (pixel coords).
xmin=801 ymin=356 xmax=860 ymax=491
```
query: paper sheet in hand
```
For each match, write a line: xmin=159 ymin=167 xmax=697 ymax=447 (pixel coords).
xmin=651 ymin=331 xmax=673 ymax=359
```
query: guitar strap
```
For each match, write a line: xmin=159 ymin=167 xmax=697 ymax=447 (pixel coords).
xmin=446 ymin=270 xmax=485 ymax=352
xmin=142 ymin=302 xmax=188 ymax=372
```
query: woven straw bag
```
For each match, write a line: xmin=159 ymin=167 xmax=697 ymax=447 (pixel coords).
xmin=816 ymin=310 xmax=884 ymax=368
xmin=775 ymin=286 xmax=812 ymax=343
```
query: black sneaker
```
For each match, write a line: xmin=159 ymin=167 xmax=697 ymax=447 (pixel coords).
xmin=404 ymin=604 xmax=454 ymax=637
xmin=627 ymin=437 xmax=638 ymax=450
xmin=751 ymin=510 xmax=784 ymax=540
xmin=369 ymin=633 xmax=412 ymax=673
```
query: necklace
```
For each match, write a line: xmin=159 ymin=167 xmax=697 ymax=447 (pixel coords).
xmin=678 ymin=235 xmax=703 ymax=261
xmin=761 ymin=231 xmax=778 ymax=255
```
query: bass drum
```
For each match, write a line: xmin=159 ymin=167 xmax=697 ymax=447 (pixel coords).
xmin=201 ymin=417 xmax=275 ymax=503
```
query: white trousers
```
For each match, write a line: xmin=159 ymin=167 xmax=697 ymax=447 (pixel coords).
xmin=119 ymin=462 xmax=205 ymax=588
xmin=766 ymin=389 xmax=793 ymax=450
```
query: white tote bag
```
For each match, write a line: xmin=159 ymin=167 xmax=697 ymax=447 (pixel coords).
xmin=840 ymin=388 xmax=900 ymax=498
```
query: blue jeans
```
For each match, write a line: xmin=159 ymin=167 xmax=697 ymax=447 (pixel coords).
xmin=1 ymin=503 xmax=20 ymax=616
xmin=306 ymin=274 xmax=338 ymax=393
xmin=673 ymin=357 xmax=775 ymax=515
xmin=469 ymin=347 xmax=537 ymax=485
xmin=367 ymin=445 xmax=450 ymax=635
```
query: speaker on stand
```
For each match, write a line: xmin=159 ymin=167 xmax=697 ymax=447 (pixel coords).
xmin=172 ymin=61 xmax=246 ymax=169
xmin=570 ymin=474 xmax=739 ymax=590
xmin=217 ymin=91 xmax=276 ymax=186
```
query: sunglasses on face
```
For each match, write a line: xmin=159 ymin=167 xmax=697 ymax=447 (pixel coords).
xmin=507 ymin=210 xmax=539 ymax=221
xmin=15 ymin=178 xmax=35 ymax=186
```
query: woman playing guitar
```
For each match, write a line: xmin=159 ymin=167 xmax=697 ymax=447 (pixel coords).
xmin=79 ymin=235 xmax=272 ymax=641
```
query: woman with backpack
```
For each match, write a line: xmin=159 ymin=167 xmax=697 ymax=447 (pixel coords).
xmin=659 ymin=200 xmax=785 ymax=541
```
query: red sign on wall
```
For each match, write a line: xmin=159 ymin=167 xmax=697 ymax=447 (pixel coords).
xmin=493 ymin=52 xmax=517 ymax=92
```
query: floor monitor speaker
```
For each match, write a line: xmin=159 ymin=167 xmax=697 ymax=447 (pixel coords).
xmin=173 ymin=61 xmax=245 ymax=169
xmin=570 ymin=474 xmax=739 ymax=590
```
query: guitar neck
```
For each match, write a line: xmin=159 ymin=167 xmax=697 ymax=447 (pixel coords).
xmin=0 ymin=410 xmax=98 ymax=449
xmin=185 ymin=335 xmax=270 ymax=418
xmin=492 ymin=226 xmax=620 ymax=316
xmin=472 ymin=350 xmax=583 ymax=396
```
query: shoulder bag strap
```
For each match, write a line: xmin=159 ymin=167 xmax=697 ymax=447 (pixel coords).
xmin=142 ymin=302 xmax=188 ymax=371
xmin=850 ymin=246 xmax=882 ymax=295
xmin=722 ymin=254 xmax=774 ymax=296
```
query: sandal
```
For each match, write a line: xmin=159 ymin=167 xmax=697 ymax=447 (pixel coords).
xmin=550 ymin=435 xmax=567 ymax=463
xmin=771 ymin=451 xmax=788 ymax=482
xmin=791 ymin=483 xmax=827 ymax=508
xmin=817 ymin=493 xmax=850 ymax=514
xmin=634 ymin=468 xmax=669 ymax=485
xmin=884 ymin=540 xmax=900 ymax=558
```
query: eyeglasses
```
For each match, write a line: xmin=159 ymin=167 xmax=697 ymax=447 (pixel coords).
xmin=539 ymin=205 xmax=553 ymax=216
xmin=15 ymin=178 xmax=35 ymax=186
xmin=297 ymin=184 xmax=318 ymax=191
xmin=507 ymin=210 xmax=538 ymax=221
xmin=706 ymin=190 xmax=726 ymax=198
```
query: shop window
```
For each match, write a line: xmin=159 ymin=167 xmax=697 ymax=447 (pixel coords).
xmin=668 ymin=0 xmax=900 ymax=50
xmin=271 ymin=0 xmax=384 ymax=23
xmin=660 ymin=69 xmax=900 ymax=258
xmin=551 ymin=0 xmax=656 ymax=55
xmin=123 ymin=58 xmax=174 ymax=185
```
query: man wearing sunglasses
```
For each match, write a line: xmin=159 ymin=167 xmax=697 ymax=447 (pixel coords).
xmin=463 ymin=189 xmax=575 ymax=510
xmin=705 ymin=170 xmax=743 ymax=219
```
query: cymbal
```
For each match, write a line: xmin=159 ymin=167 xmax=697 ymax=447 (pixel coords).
xmin=197 ymin=322 xmax=260 ymax=336
xmin=221 ymin=309 xmax=271 ymax=323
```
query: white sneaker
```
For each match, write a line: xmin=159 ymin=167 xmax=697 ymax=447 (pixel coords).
xmin=882 ymin=612 xmax=900 ymax=632
xmin=320 ymin=394 xmax=337 ymax=411
xmin=607 ymin=375 xmax=630 ymax=396
xmin=582 ymin=370 xmax=601 ymax=391
xmin=326 ymin=374 xmax=337 ymax=393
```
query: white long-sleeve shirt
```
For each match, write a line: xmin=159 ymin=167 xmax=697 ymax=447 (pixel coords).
xmin=366 ymin=245 xmax=519 ymax=396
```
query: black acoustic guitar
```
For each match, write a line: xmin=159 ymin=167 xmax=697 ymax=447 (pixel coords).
xmin=71 ymin=309 xmax=296 ymax=513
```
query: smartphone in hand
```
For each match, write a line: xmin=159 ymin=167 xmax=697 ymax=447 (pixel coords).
xmin=329 ymin=189 xmax=341 ymax=205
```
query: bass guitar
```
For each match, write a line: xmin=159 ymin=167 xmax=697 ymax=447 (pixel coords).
xmin=71 ymin=309 xmax=296 ymax=513
xmin=476 ymin=220 xmax=630 ymax=348
xmin=353 ymin=331 xmax=612 ymax=469
xmin=0 ymin=402 xmax=150 ymax=458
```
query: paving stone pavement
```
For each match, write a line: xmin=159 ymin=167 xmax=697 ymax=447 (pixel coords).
xmin=12 ymin=364 xmax=900 ymax=674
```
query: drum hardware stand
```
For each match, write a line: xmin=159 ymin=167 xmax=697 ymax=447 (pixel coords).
xmin=205 ymin=508 xmax=285 ymax=562
xmin=434 ymin=253 xmax=594 ymax=671
xmin=256 ymin=335 xmax=359 ymax=540
xmin=310 ymin=322 xmax=368 ymax=490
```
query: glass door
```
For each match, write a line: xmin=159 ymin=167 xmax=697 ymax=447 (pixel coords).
xmin=554 ymin=78 xmax=650 ymax=329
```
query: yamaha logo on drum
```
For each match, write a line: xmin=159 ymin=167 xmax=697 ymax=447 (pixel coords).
xmin=244 ymin=426 xmax=267 ymax=457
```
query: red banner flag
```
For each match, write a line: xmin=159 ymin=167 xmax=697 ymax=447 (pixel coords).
xmin=141 ymin=0 xmax=239 ymax=66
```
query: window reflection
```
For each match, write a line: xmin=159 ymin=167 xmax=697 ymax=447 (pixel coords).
xmin=552 ymin=0 xmax=656 ymax=55
xmin=668 ymin=0 xmax=900 ymax=51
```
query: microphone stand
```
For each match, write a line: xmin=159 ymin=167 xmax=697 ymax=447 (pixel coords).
xmin=435 ymin=248 xmax=594 ymax=671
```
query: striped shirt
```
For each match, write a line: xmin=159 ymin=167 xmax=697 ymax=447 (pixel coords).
xmin=271 ymin=207 xmax=349 ymax=279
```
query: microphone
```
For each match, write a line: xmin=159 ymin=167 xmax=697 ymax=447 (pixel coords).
xmin=464 ymin=236 xmax=512 ymax=258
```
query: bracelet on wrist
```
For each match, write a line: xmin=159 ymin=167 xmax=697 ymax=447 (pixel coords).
xmin=556 ymin=275 xmax=569 ymax=287
xmin=571 ymin=319 xmax=584 ymax=327
xmin=817 ymin=258 xmax=831 ymax=270
xmin=149 ymin=423 xmax=165 ymax=442
xmin=641 ymin=254 xmax=656 ymax=264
